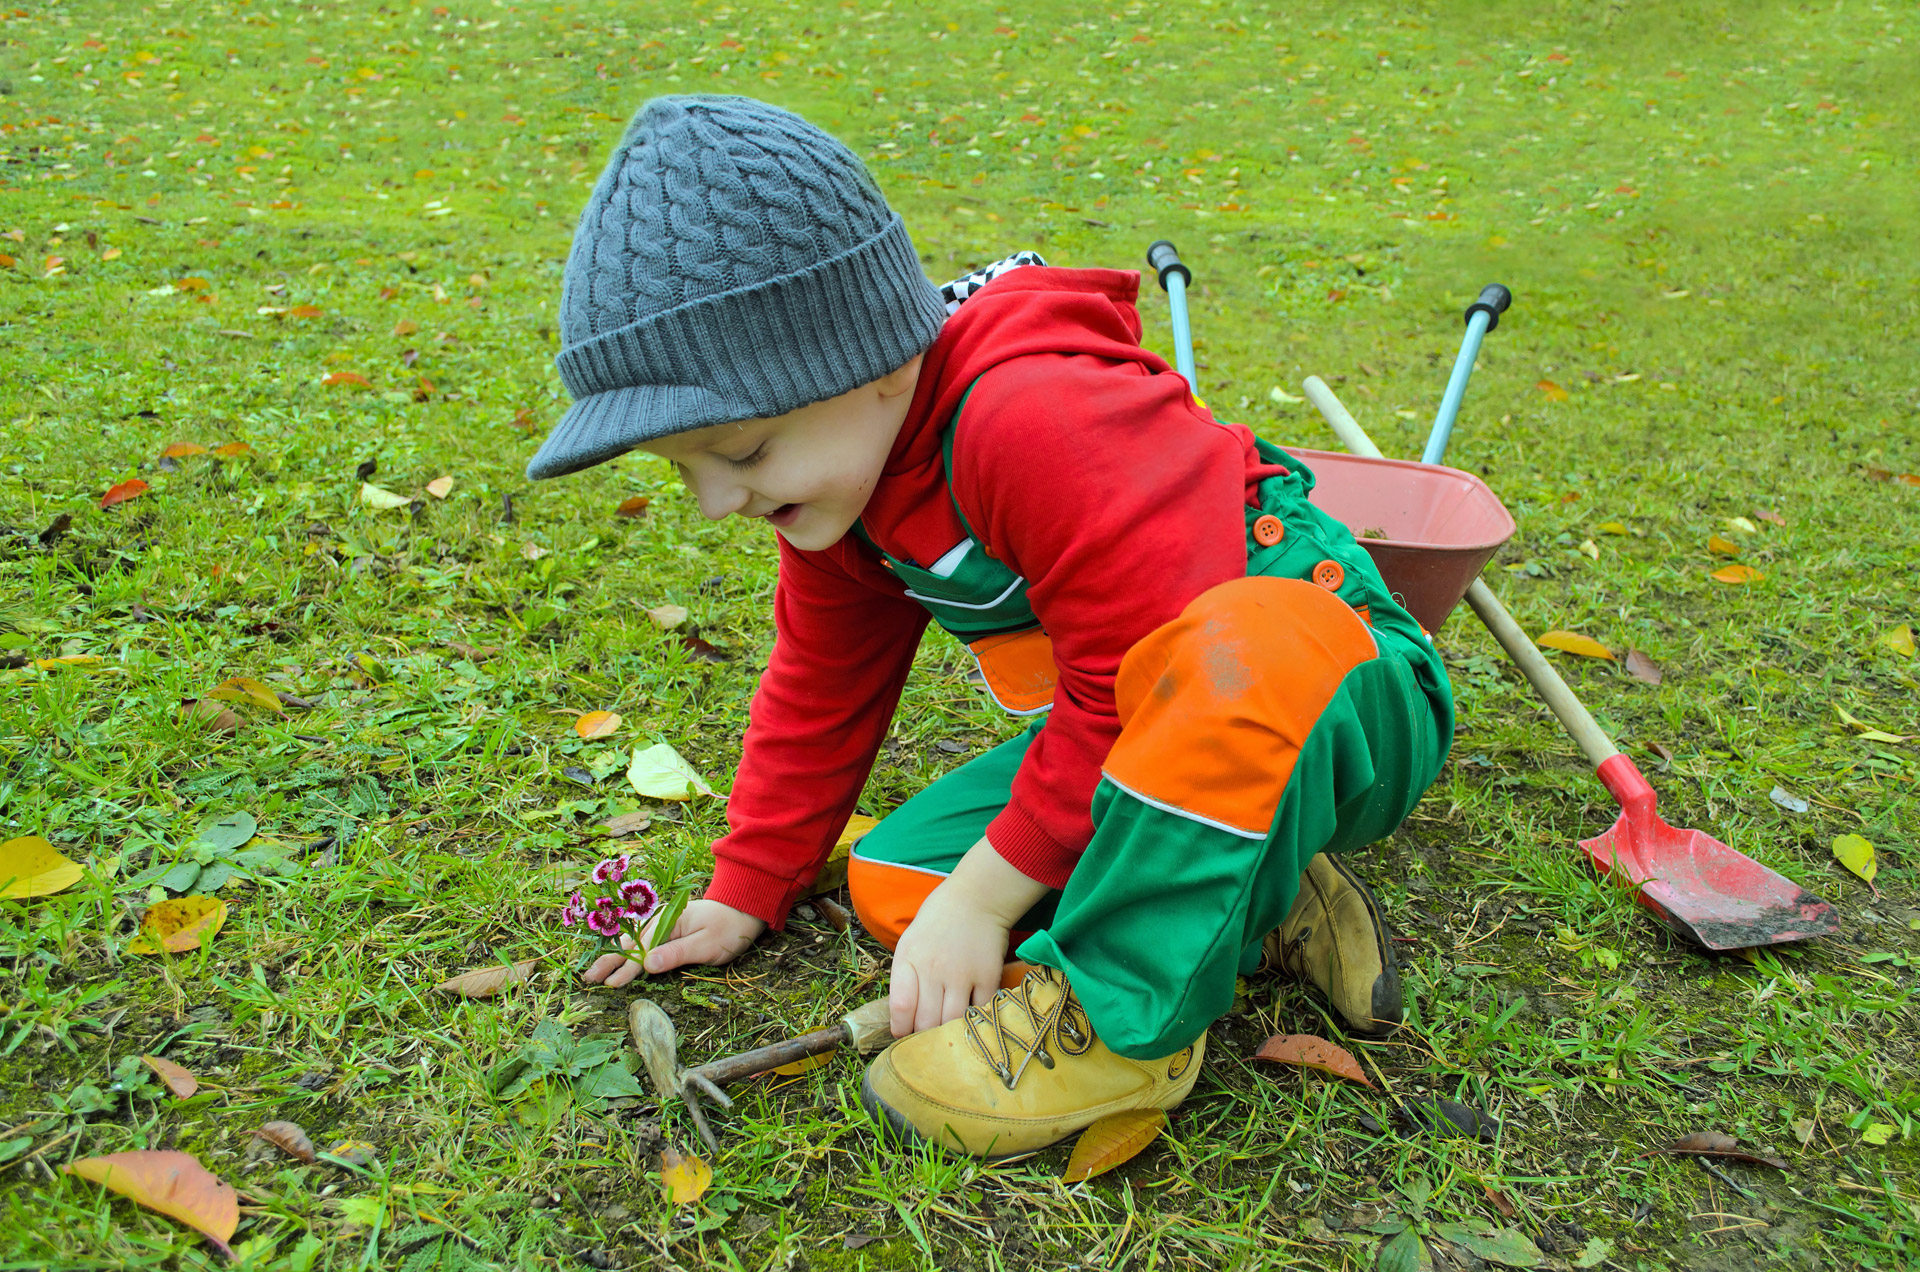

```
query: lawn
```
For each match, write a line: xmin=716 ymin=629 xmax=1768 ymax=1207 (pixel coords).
xmin=2 ymin=0 xmax=1917 ymax=1268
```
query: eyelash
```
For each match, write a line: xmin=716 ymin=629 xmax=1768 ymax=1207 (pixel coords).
xmin=726 ymin=444 xmax=768 ymax=469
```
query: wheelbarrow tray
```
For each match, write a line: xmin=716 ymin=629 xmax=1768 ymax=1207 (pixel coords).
xmin=1285 ymin=446 xmax=1517 ymax=633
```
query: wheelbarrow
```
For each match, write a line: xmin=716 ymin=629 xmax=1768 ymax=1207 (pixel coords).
xmin=1146 ymin=241 xmax=1839 ymax=951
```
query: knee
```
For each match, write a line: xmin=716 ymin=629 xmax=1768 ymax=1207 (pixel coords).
xmin=847 ymin=853 xmax=940 ymax=953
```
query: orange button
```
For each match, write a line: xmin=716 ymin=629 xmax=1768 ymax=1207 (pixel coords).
xmin=1312 ymin=559 xmax=1346 ymax=591
xmin=1252 ymin=514 xmax=1285 ymax=547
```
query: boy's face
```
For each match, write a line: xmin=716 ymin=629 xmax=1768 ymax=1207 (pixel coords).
xmin=638 ymin=356 xmax=923 ymax=553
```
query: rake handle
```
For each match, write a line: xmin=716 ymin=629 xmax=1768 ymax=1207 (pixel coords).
xmin=1301 ymin=376 xmax=1619 ymax=771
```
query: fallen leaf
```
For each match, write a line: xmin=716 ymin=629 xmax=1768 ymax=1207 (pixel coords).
xmin=1377 ymin=1226 xmax=1424 ymax=1272
xmin=32 ymin=654 xmax=102 ymax=670
xmin=287 ymin=303 xmax=324 ymax=319
xmin=392 ymin=318 xmax=418 ymax=336
xmin=251 ymin=1121 xmax=316 ymax=1162
xmin=0 ymin=835 xmax=86 ymax=899
xmin=207 ymin=676 xmax=283 ymax=712
xmin=161 ymin=442 xmax=208 ymax=459
xmin=1431 ymin=1222 xmax=1546 ymax=1268
xmin=1791 ymin=1118 xmax=1816 ymax=1147
xmin=100 ymin=478 xmax=150 ymax=509
xmin=520 ymin=542 xmax=549 ymax=561
xmin=1483 ymin=1184 xmax=1517 ymax=1218
xmin=63 ymin=1151 xmax=237 ymax=1255
xmin=1573 ymin=1237 xmax=1615 ymax=1268
xmin=627 ymin=743 xmax=715 ymax=800
xmin=174 ymin=276 xmax=210 ymax=293
xmin=1881 ymin=625 xmax=1915 ymax=658
xmin=359 ymin=482 xmax=412 ymax=510
xmin=603 ymin=812 xmax=652 ymax=838
xmin=1832 ymin=834 xmax=1877 ymax=884
xmin=1624 ymin=649 xmax=1663 ymax=685
xmin=1062 ymin=1107 xmax=1165 ymax=1182
xmin=1710 ymin=564 xmax=1764 ymax=584
xmin=1251 ymin=1033 xmax=1374 ymax=1088
xmin=1398 ymin=1098 xmax=1500 ymax=1141
xmin=1535 ymin=379 xmax=1568 ymax=402
xmin=769 ymin=1052 xmax=834 ymax=1076
xmin=1724 ymin=516 xmax=1759 ymax=535
xmin=575 ymin=710 xmax=621 ymax=740
xmin=1861 ymin=1123 xmax=1896 ymax=1146
xmin=424 ymin=475 xmax=455 ymax=499
xmin=1537 ymin=631 xmax=1615 ymax=660
xmin=191 ymin=811 xmax=257 ymax=853
xmin=127 ymin=895 xmax=227 ymax=955
xmin=354 ymin=459 xmax=378 ymax=481
xmin=659 ymin=1148 xmax=712 ymax=1205
xmin=1642 ymin=1130 xmax=1789 ymax=1170
xmin=615 ymin=495 xmax=652 ymax=518
xmin=1596 ymin=521 xmax=1630 ymax=535
xmin=321 ymin=370 xmax=372 ymax=388
xmin=1768 ymin=786 xmax=1809 ymax=814
xmin=211 ymin=442 xmax=253 ymax=459
xmin=811 ymin=813 xmax=880 ymax=894
xmin=1577 ymin=538 xmax=1599 ymax=560
xmin=646 ymin=604 xmax=689 ymax=630
xmin=325 ymin=1140 xmax=378 ymax=1169
xmin=680 ymin=635 xmax=729 ymax=663
xmin=141 ymin=1055 xmax=198 ymax=1099
xmin=1753 ymin=507 xmax=1786 ymax=526
xmin=1835 ymin=705 xmax=1909 ymax=743
xmin=1649 ymin=740 xmax=1677 ymax=766
xmin=181 ymin=699 xmax=243 ymax=732
xmin=433 ymin=958 xmax=539 ymax=998
xmin=1707 ymin=534 xmax=1741 ymax=557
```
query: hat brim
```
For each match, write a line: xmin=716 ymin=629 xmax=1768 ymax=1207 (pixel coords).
xmin=524 ymin=382 xmax=760 ymax=480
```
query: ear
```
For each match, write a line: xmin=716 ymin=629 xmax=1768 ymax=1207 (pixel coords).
xmin=874 ymin=354 xmax=924 ymax=400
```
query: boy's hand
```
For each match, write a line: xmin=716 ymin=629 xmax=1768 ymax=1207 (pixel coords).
xmin=890 ymin=880 xmax=1010 ymax=1037
xmin=582 ymin=899 xmax=765 ymax=989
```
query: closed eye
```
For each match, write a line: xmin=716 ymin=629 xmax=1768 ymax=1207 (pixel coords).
xmin=724 ymin=443 xmax=769 ymax=469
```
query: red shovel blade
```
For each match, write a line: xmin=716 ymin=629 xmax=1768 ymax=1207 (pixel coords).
xmin=1579 ymin=756 xmax=1840 ymax=951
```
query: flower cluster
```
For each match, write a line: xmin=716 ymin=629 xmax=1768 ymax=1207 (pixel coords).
xmin=562 ymin=855 xmax=661 ymax=941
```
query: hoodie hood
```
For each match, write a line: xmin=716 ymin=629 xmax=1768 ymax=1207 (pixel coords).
xmin=860 ymin=266 xmax=1173 ymax=567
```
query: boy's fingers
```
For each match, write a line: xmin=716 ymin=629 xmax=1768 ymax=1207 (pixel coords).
xmin=889 ymin=961 xmax=919 ymax=1038
xmin=581 ymin=951 xmax=629 ymax=984
xmin=601 ymin=956 xmax=646 ymax=989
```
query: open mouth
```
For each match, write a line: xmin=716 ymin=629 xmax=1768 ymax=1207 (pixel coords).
xmin=765 ymin=503 xmax=801 ymax=527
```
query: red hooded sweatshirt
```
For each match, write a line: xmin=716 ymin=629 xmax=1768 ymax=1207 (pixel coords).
xmin=705 ymin=266 xmax=1287 ymax=928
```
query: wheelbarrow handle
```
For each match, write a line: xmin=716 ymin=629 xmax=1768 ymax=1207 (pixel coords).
xmin=1145 ymin=239 xmax=1199 ymax=390
xmin=1422 ymin=282 xmax=1513 ymax=466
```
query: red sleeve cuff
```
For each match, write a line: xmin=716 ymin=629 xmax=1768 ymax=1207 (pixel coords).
xmin=705 ymin=856 xmax=804 ymax=933
xmin=986 ymin=798 xmax=1081 ymax=891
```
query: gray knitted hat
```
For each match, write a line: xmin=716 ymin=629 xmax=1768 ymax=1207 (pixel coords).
xmin=527 ymin=95 xmax=949 ymax=480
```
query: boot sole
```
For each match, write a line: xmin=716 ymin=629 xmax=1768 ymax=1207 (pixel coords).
xmin=858 ymin=1071 xmax=1034 ymax=1162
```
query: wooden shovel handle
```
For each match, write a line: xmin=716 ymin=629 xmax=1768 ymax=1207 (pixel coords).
xmin=686 ymin=998 xmax=892 ymax=1089
xmin=1301 ymin=376 xmax=1621 ymax=771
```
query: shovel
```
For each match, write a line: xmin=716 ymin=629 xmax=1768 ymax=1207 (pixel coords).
xmin=1299 ymin=331 xmax=1838 ymax=949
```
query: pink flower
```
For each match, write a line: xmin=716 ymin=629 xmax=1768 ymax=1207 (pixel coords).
xmin=586 ymin=906 xmax=622 ymax=938
xmin=591 ymin=855 xmax=627 ymax=885
xmin=560 ymin=892 xmax=588 ymax=927
xmin=618 ymin=877 xmax=658 ymax=919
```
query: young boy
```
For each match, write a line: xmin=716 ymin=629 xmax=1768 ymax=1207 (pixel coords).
xmin=539 ymin=95 xmax=1452 ymax=1157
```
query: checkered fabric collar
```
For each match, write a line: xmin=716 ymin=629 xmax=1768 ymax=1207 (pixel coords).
xmin=939 ymin=250 xmax=1047 ymax=313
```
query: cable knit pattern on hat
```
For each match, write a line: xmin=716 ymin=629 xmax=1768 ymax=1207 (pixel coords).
xmin=529 ymin=95 xmax=948 ymax=480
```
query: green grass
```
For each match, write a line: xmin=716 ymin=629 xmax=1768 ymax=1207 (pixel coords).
xmin=3 ymin=0 xmax=1917 ymax=1267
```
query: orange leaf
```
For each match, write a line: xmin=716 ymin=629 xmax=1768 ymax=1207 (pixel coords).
xmin=287 ymin=303 xmax=324 ymax=318
xmin=251 ymin=1121 xmax=316 ymax=1162
xmin=1251 ymin=1033 xmax=1374 ymax=1087
xmin=0 ymin=253 xmax=13 ymax=269
xmin=1537 ymin=630 xmax=1615 ymax=660
xmin=128 ymin=896 xmax=227 ymax=955
xmin=424 ymin=475 xmax=455 ymax=499
xmin=1710 ymin=565 xmax=1764 ymax=585
xmin=659 ymin=1148 xmax=713 ymax=1205
xmin=100 ymin=478 xmax=149 ymax=509
xmin=161 ymin=442 xmax=208 ymax=459
xmin=63 ymin=1151 xmax=238 ymax=1255
xmin=321 ymin=371 xmax=371 ymax=388
xmin=141 ymin=1055 xmax=199 ymax=1098
xmin=1707 ymin=534 xmax=1741 ymax=557
xmin=615 ymin=495 xmax=652 ymax=518
xmin=575 ymin=710 xmax=622 ymax=739
xmin=1062 ymin=1107 xmax=1165 ymax=1182
xmin=1536 ymin=379 xmax=1568 ymax=402
xmin=392 ymin=318 xmax=419 ymax=336
xmin=432 ymin=958 xmax=538 ymax=998
xmin=173 ymin=276 xmax=210 ymax=292
xmin=211 ymin=441 xmax=253 ymax=458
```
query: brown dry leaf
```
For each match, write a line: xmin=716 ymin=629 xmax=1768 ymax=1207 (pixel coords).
xmin=615 ymin=495 xmax=652 ymax=518
xmin=1483 ymin=1184 xmax=1517 ymax=1219
xmin=1624 ymin=649 xmax=1663 ymax=686
xmin=63 ymin=1151 xmax=238 ymax=1255
xmin=287 ymin=303 xmax=324 ymax=319
xmin=424 ymin=475 xmax=455 ymax=499
xmin=1537 ymin=630 xmax=1615 ymax=660
xmin=1753 ymin=507 xmax=1786 ymax=526
xmin=211 ymin=441 xmax=253 ymax=459
xmin=1062 ymin=1107 xmax=1166 ymax=1182
xmin=100 ymin=478 xmax=150 ymax=509
xmin=207 ymin=676 xmax=283 ymax=713
xmin=432 ymin=958 xmax=538 ymax=998
xmin=127 ymin=896 xmax=228 ymax=955
xmin=680 ymin=635 xmax=728 ymax=663
xmin=1710 ymin=564 xmax=1764 ymax=585
xmin=1648 ymin=740 xmax=1677 ymax=767
xmin=660 ymin=1148 xmax=713 ymax=1206
xmin=1535 ymin=379 xmax=1568 ymax=402
xmin=575 ymin=710 xmax=622 ymax=740
xmin=604 ymin=811 xmax=652 ymax=838
xmin=1648 ymin=1130 xmax=1789 ymax=1170
xmin=1707 ymin=534 xmax=1742 ymax=557
xmin=161 ymin=442 xmax=208 ymax=459
xmin=0 ymin=835 xmax=86 ymax=899
xmin=392 ymin=318 xmax=419 ymax=336
xmin=252 ymin=1121 xmax=317 ymax=1163
xmin=647 ymin=604 xmax=689 ymax=630
xmin=1250 ymin=1033 xmax=1374 ymax=1088
xmin=769 ymin=1052 xmax=834 ymax=1077
xmin=321 ymin=370 xmax=372 ymax=388
xmin=181 ymin=698 xmax=243 ymax=732
xmin=141 ymin=1055 xmax=199 ymax=1099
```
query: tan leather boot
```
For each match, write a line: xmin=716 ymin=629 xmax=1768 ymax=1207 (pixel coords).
xmin=861 ymin=965 xmax=1203 ymax=1159
xmin=1263 ymin=853 xmax=1403 ymax=1037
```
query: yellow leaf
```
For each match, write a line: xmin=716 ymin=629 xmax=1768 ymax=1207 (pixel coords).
xmin=128 ymin=896 xmax=227 ymax=955
xmin=813 ymin=813 xmax=880 ymax=895
xmin=161 ymin=442 xmax=208 ymax=459
xmin=627 ymin=743 xmax=714 ymax=800
xmin=1881 ymin=625 xmax=1916 ymax=658
xmin=392 ymin=318 xmax=419 ymax=337
xmin=1535 ymin=379 xmax=1568 ymax=402
xmin=646 ymin=604 xmax=689 ymax=630
xmin=1062 ymin=1107 xmax=1165 ymax=1182
xmin=1578 ymin=538 xmax=1600 ymax=560
xmin=211 ymin=441 xmax=253 ymax=459
xmin=1707 ymin=534 xmax=1741 ymax=557
xmin=1596 ymin=521 xmax=1630 ymax=535
xmin=424 ymin=475 xmax=455 ymax=499
xmin=1710 ymin=565 xmax=1764 ymax=585
xmin=1537 ymin=631 xmax=1615 ymax=660
xmin=1725 ymin=516 xmax=1759 ymax=535
xmin=63 ymin=1152 xmax=238 ymax=1254
xmin=1831 ymin=834 xmax=1876 ymax=884
xmin=575 ymin=710 xmax=622 ymax=740
xmin=34 ymin=654 xmax=103 ymax=670
xmin=770 ymin=1051 xmax=834 ymax=1076
xmin=0 ymin=835 xmax=86 ymax=899
xmin=659 ymin=1148 xmax=712 ymax=1206
xmin=206 ymin=676 xmax=283 ymax=713
xmin=360 ymin=482 xmax=412 ymax=510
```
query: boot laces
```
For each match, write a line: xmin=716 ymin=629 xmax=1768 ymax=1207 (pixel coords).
xmin=965 ymin=967 xmax=1090 ymax=1091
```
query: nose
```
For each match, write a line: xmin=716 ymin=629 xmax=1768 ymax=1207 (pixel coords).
xmin=678 ymin=461 xmax=751 ymax=522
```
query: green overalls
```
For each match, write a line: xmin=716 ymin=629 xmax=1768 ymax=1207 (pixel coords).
xmin=849 ymin=392 xmax=1454 ymax=1059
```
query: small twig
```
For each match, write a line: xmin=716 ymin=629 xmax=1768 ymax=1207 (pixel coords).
xmin=1695 ymin=1157 xmax=1756 ymax=1199
xmin=814 ymin=895 xmax=852 ymax=932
